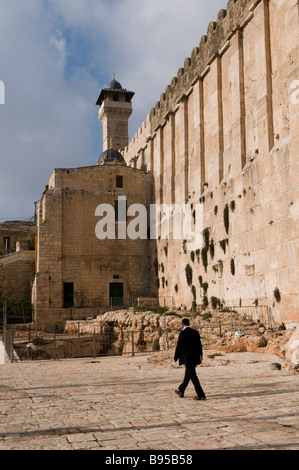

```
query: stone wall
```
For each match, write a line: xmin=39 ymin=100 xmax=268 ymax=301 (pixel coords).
xmin=0 ymin=221 xmax=35 ymax=256
xmin=33 ymin=164 xmax=155 ymax=326
xmin=0 ymin=221 xmax=35 ymax=303
xmin=0 ymin=251 xmax=35 ymax=302
xmin=122 ymin=0 xmax=299 ymax=325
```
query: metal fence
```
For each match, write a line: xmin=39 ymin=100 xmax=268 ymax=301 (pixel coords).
xmin=4 ymin=324 xmax=173 ymax=362
xmin=2 ymin=327 xmax=14 ymax=362
xmin=217 ymin=305 xmax=276 ymax=330
xmin=109 ymin=297 xmax=124 ymax=307
xmin=1 ymin=303 xmax=277 ymax=363
xmin=2 ymin=301 xmax=15 ymax=362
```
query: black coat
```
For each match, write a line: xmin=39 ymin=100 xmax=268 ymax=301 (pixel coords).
xmin=174 ymin=327 xmax=203 ymax=367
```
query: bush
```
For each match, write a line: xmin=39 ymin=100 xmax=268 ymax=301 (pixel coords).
xmin=224 ymin=204 xmax=229 ymax=234
xmin=185 ymin=264 xmax=193 ymax=286
xmin=274 ymin=287 xmax=281 ymax=303
xmin=201 ymin=247 xmax=208 ymax=272
xmin=201 ymin=311 xmax=212 ymax=321
xmin=203 ymin=295 xmax=209 ymax=309
xmin=211 ymin=296 xmax=220 ymax=309
xmin=230 ymin=258 xmax=235 ymax=276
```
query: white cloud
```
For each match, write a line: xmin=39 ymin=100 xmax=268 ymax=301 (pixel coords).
xmin=0 ymin=0 xmax=98 ymax=218
xmin=0 ymin=0 xmax=226 ymax=219
xmin=46 ymin=0 xmax=226 ymax=134
xmin=49 ymin=29 xmax=67 ymax=70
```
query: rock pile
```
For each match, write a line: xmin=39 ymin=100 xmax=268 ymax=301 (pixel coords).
xmin=95 ymin=308 xmax=298 ymax=372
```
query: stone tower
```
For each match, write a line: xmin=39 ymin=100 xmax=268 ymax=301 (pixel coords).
xmin=96 ymin=75 xmax=134 ymax=152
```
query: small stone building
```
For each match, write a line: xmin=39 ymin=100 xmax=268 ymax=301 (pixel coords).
xmin=0 ymin=221 xmax=35 ymax=256
xmin=32 ymin=78 xmax=155 ymax=327
xmin=0 ymin=221 xmax=35 ymax=303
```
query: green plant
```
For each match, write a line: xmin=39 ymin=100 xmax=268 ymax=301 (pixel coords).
xmin=202 ymin=282 xmax=209 ymax=294
xmin=230 ymin=258 xmax=235 ymax=276
xmin=191 ymin=285 xmax=196 ymax=301
xmin=220 ymin=238 xmax=229 ymax=254
xmin=224 ymin=204 xmax=229 ymax=234
xmin=274 ymin=287 xmax=281 ymax=303
xmin=201 ymin=247 xmax=208 ymax=272
xmin=0 ymin=296 xmax=33 ymax=324
xmin=165 ymin=311 xmax=181 ymax=317
xmin=203 ymin=295 xmax=209 ymax=309
xmin=185 ymin=264 xmax=193 ymax=286
xmin=211 ymin=296 xmax=220 ymax=309
xmin=201 ymin=310 xmax=211 ymax=320
xmin=203 ymin=227 xmax=210 ymax=248
xmin=134 ymin=306 xmax=166 ymax=315
xmin=154 ymin=258 xmax=159 ymax=277
xmin=220 ymin=307 xmax=231 ymax=313
xmin=174 ymin=284 xmax=178 ymax=293
xmin=209 ymin=239 xmax=215 ymax=259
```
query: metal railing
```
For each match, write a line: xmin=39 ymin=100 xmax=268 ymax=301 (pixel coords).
xmin=1 ymin=303 xmax=277 ymax=363
xmin=2 ymin=328 xmax=14 ymax=362
xmin=5 ymin=324 xmax=171 ymax=362
xmin=2 ymin=301 xmax=15 ymax=362
xmin=217 ymin=305 xmax=276 ymax=330
xmin=109 ymin=297 xmax=124 ymax=307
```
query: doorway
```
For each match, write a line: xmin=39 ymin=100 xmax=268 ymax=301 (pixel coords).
xmin=109 ymin=282 xmax=124 ymax=307
xmin=63 ymin=282 xmax=74 ymax=308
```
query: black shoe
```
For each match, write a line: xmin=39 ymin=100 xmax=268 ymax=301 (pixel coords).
xmin=175 ymin=389 xmax=184 ymax=398
xmin=193 ymin=395 xmax=206 ymax=400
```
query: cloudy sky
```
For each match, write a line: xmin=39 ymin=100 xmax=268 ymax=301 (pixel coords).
xmin=0 ymin=0 xmax=225 ymax=220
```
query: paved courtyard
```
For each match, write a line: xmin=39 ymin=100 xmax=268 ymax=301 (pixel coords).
xmin=0 ymin=348 xmax=299 ymax=450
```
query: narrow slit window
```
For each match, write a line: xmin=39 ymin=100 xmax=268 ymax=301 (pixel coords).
xmin=4 ymin=237 xmax=10 ymax=250
xmin=63 ymin=282 xmax=74 ymax=308
xmin=116 ymin=175 xmax=123 ymax=188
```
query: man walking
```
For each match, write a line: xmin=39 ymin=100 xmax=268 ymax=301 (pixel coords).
xmin=174 ymin=318 xmax=206 ymax=400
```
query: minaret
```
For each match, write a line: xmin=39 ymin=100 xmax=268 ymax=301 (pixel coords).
xmin=96 ymin=75 xmax=134 ymax=152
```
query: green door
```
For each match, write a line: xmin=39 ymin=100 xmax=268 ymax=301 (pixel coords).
xmin=109 ymin=283 xmax=124 ymax=307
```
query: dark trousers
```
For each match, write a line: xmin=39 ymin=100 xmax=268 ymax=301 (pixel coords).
xmin=179 ymin=365 xmax=205 ymax=397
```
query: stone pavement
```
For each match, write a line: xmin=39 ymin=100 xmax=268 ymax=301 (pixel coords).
xmin=0 ymin=350 xmax=299 ymax=451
